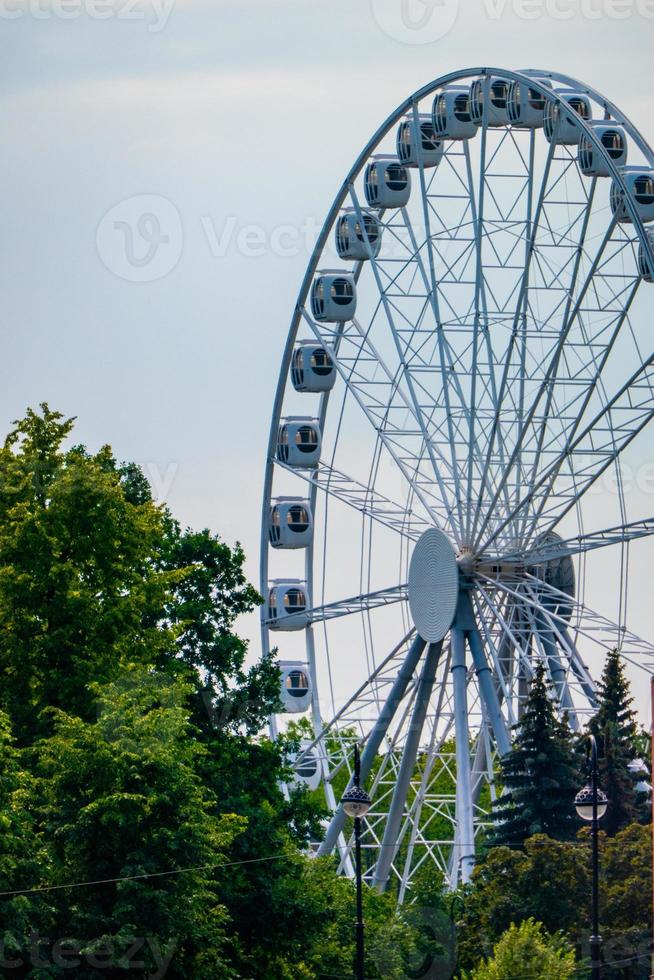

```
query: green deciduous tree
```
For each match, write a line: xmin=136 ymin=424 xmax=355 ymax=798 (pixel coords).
xmin=0 ymin=406 xmax=179 ymax=743
xmin=490 ymin=662 xmax=582 ymax=846
xmin=457 ymin=835 xmax=589 ymax=971
xmin=463 ymin=918 xmax=576 ymax=980
xmin=36 ymin=668 xmax=244 ymax=978
xmin=589 ymin=648 xmax=649 ymax=835
xmin=599 ymin=822 xmax=653 ymax=977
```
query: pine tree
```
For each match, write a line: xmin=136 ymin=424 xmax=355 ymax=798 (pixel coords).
xmin=588 ymin=648 xmax=649 ymax=835
xmin=490 ymin=662 xmax=581 ymax=846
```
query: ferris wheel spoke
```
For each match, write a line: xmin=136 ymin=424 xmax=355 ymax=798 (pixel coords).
xmin=372 ymin=640 xmax=443 ymax=891
xmin=470 ymin=134 xmax=559 ymax=544
xmin=462 ymin=112 xmax=516 ymax=541
xmin=481 ymin=351 xmax=654 ymax=553
xmin=399 ymin=119 xmax=469 ymax=532
xmin=521 ymin=583 xmax=595 ymax=714
xmin=284 ymin=584 xmax=407 ymax=628
xmin=500 ymin=515 xmax=654 ymax=565
xmin=485 ymin=573 xmax=654 ymax=675
xmin=518 ymin=590 xmax=579 ymax=726
xmin=318 ymin=633 xmax=427 ymax=858
xmin=348 ymin=188 xmax=463 ymax=538
xmin=273 ymin=457 xmax=428 ymax=539
xmin=515 ymin=275 xmax=641 ymax=546
xmin=475 ymin=204 xmax=616 ymax=551
xmin=300 ymin=308 xmax=456 ymax=530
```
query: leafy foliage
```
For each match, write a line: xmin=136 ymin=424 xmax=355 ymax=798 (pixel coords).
xmin=462 ymin=918 xmax=576 ymax=980
xmin=35 ymin=669 xmax=245 ymax=978
xmin=457 ymin=834 xmax=589 ymax=970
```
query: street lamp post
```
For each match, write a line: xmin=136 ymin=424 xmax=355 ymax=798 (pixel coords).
xmin=575 ymin=734 xmax=609 ymax=980
xmin=341 ymin=744 xmax=372 ymax=980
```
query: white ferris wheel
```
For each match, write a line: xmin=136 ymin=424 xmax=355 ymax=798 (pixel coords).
xmin=260 ymin=67 xmax=654 ymax=900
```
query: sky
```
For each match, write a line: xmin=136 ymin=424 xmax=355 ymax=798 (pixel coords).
xmin=1 ymin=0 xmax=654 ymax=719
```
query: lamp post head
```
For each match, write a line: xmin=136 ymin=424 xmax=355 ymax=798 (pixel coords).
xmin=575 ymin=784 xmax=609 ymax=822
xmin=342 ymin=785 xmax=372 ymax=819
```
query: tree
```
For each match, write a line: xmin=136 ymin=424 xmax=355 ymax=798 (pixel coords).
xmin=0 ymin=406 xmax=179 ymax=743
xmin=599 ymin=823 xmax=653 ymax=978
xmin=456 ymin=835 xmax=589 ymax=970
xmin=490 ymin=662 xmax=582 ymax=846
xmin=463 ymin=919 xmax=576 ymax=980
xmin=0 ymin=406 xmax=435 ymax=978
xmin=589 ymin=648 xmax=649 ymax=835
xmin=36 ymin=668 xmax=245 ymax=978
xmin=0 ymin=711 xmax=54 ymax=973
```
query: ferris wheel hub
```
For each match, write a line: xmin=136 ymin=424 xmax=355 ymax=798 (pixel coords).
xmin=408 ymin=528 xmax=459 ymax=642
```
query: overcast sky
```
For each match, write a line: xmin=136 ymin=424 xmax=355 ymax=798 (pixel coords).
xmin=2 ymin=0 xmax=654 ymax=716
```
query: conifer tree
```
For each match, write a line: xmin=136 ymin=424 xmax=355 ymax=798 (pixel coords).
xmin=490 ymin=662 xmax=581 ymax=846
xmin=588 ymin=648 xmax=649 ymax=835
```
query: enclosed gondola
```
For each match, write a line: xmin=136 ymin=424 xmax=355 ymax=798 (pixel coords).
xmin=279 ymin=660 xmax=312 ymax=712
xmin=469 ymin=77 xmax=511 ymax=127
xmin=267 ymin=580 xmax=310 ymax=631
xmin=579 ymin=122 xmax=627 ymax=177
xmin=276 ymin=418 xmax=321 ymax=468
xmin=544 ymin=90 xmax=592 ymax=145
xmin=610 ymin=168 xmax=654 ymax=223
xmin=506 ymin=77 xmax=552 ymax=128
xmin=291 ymin=342 xmax=336 ymax=392
xmin=269 ymin=497 xmax=313 ymax=549
xmin=432 ymin=86 xmax=478 ymax=141
xmin=311 ymin=271 xmax=357 ymax=322
xmin=396 ymin=115 xmax=444 ymax=168
xmin=364 ymin=157 xmax=411 ymax=209
xmin=335 ymin=210 xmax=382 ymax=261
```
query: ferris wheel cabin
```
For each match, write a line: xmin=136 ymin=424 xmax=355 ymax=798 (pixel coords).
xmin=579 ymin=122 xmax=628 ymax=177
xmin=276 ymin=418 xmax=321 ymax=468
xmin=544 ymin=91 xmax=592 ymax=145
xmin=311 ymin=271 xmax=357 ymax=322
xmin=469 ymin=77 xmax=511 ymax=127
xmin=278 ymin=660 xmax=312 ymax=713
xmin=432 ymin=87 xmax=478 ymax=141
xmin=396 ymin=115 xmax=444 ymax=169
xmin=291 ymin=742 xmax=321 ymax=791
xmin=267 ymin=580 xmax=310 ymax=631
xmin=506 ymin=78 xmax=552 ymax=128
xmin=269 ymin=498 xmax=313 ymax=549
xmin=291 ymin=342 xmax=336 ymax=393
xmin=335 ymin=210 xmax=383 ymax=261
xmin=364 ymin=157 xmax=411 ymax=208
xmin=610 ymin=168 xmax=654 ymax=223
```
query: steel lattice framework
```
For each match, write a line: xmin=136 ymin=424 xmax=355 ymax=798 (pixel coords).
xmin=260 ymin=67 xmax=654 ymax=901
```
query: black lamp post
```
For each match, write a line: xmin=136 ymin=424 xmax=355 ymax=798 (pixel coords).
xmin=341 ymin=744 xmax=372 ymax=980
xmin=575 ymin=734 xmax=609 ymax=980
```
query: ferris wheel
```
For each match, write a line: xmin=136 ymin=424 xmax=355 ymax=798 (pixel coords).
xmin=260 ymin=67 xmax=654 ymax=899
